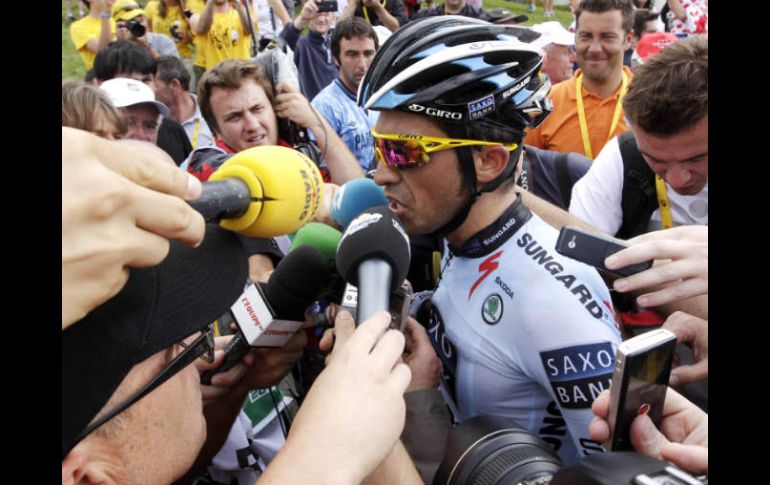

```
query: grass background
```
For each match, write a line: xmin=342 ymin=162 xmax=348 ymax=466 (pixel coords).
xmin=61 ymin=0 xmax=573 ymax=80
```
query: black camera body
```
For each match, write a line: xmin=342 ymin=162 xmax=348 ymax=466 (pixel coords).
xmin=126 ymin=19 xmax=146 ymax=38
xmin=170 ymin=22 xmax=183 ymax=41
xmin=436 ymin=415 xmax=707 ymax=485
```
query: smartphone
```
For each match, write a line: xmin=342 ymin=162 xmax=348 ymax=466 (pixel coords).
xmin=607 ymin=328 xmax=677 ymax=451
xmin=555 ymin=226 xmax=653 ymax=277
xmin=316 ymin=0 xmax=338 ymax=13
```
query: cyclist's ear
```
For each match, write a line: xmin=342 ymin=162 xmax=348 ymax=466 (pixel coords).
xmin=475 ymin=145 xmax=511 ymax=184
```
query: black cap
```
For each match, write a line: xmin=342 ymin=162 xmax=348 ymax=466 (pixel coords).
xmin=62 ymin=224 xmax=248 ymax=457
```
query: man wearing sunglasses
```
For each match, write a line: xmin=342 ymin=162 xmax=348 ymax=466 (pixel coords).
xmin=359 ymin=16 xmax=622 ymax=465
xmin=62 ymin=224 xmax=249 ymax=483
xmin=62 ymin=224 xmax=418 ymax=484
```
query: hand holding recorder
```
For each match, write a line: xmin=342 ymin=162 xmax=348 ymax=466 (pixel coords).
xmin=555 ymin=226 xmax=653 ymax=277
xmin=604 ymin=329 xmax=677 ymax=452
xmin=590 ymin=386 xmax=708 ymax=476
xmin=606 ymin=225 xmax=708 ymax=308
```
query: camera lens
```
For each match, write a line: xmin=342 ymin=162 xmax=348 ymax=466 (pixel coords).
xmin=127 ymin=20 xmax=146 ymax=37
xmin=434 ymin=416 xmax=562 ymax=485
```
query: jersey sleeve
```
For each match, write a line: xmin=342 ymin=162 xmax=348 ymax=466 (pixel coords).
xmin=568 ymin=136 xmax=625 ymax=235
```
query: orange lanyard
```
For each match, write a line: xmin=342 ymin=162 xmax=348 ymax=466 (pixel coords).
xmin=575 ymin=71 xmax=628 ymax=159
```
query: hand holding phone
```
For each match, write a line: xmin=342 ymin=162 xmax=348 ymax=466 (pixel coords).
xmin=607 ymin=328 xmax=677 ymax=451
xmin=316 ymin=0 xmax=338 ymax=13
xmin=555 ymin=226 xmax=653 ymax=277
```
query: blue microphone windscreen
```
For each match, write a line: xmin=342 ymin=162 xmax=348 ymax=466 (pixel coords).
xmin=330 ymin=178 xmax=389 ymax=229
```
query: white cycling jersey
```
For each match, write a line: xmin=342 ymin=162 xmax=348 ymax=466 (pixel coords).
xmin=429 ymin=198 xmax=622 ymax=465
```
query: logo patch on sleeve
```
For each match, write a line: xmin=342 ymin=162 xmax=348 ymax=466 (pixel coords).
xmin=540 ymin=342 xmax=615 ymax=409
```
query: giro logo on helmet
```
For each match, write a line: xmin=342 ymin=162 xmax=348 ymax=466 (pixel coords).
xmin=408 ymin=104 xmax=462 ymax=120
xmin=426 ymin=107 xmax=462 ymax=120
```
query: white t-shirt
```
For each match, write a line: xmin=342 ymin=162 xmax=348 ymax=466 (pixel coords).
xmin=569 ymin=136 xmax=708 ymax=236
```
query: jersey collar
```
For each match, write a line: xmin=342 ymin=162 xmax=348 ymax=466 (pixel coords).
xmin=448 ymin=197 xmax=532 ymax=258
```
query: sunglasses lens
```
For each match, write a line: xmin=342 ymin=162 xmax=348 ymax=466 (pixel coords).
xmin=375 ymin=138 xmax=424 ymax=169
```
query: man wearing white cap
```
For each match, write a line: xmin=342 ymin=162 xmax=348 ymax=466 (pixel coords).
xmin=100 ymin=77 xmax=171 ymax=145
xmin=532 ymin=21 xmax=576 ymax=85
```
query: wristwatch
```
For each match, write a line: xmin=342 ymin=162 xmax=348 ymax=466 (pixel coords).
xmin=100 ymin=11 xmax=111 ymax=19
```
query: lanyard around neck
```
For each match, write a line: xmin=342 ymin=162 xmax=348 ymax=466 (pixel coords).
xmin=575 ymin=70 xmax=628 ymax=159
xmin=654 ymin=175 xmax=673 ymax=229
xmin=191 ymin=118 xmax=201 ymax=149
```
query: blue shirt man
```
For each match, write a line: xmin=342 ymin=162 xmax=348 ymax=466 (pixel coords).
xmin=310 ymin=16 xmax=379 ymax=171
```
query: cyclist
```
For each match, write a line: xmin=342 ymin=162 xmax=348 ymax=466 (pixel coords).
xmin=359 ymin=16 xmax=622 ymax=464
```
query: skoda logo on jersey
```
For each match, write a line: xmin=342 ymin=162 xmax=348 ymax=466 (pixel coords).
xmin=481 ymin=293 xmax=503 ymax=324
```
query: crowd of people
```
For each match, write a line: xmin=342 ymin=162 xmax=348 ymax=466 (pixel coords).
xmin=63 ymin=0 xmax=708 ymax=483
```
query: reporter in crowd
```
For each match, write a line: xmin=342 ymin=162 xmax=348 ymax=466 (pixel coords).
xmin=62 ymin=221 xmax=419 ymax=484
xmin=188 ymin=59 xmax=364 ymax=185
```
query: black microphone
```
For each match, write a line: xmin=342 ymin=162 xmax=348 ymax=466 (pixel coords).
xmin=189 ymin=178 xmax=252 ymax=221
xmin=335 ymin=206 xmax=411 ymax=324
xmin=200 ymin=245 xmax=329 ymax=384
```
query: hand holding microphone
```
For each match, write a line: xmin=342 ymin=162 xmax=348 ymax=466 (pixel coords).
xmin=62 ymin=128 xmax=205 ymax=329
xmin=200 ymin=245 xmax=329 ymax=384
xmin=189 ymin=145 xmax=324 ymax=237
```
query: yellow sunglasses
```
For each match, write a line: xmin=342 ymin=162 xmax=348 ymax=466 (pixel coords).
xmin=371 ymin=129 xmax=518 ymax=170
